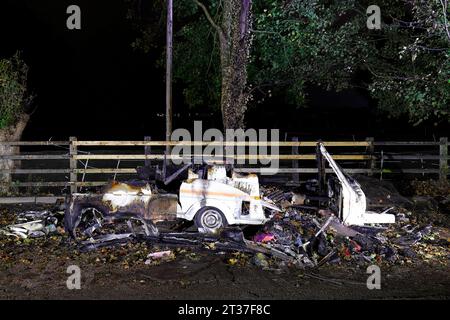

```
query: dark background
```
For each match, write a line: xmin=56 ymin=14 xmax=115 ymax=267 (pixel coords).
xmin=0 ymin=0 xmax=447 ymax=141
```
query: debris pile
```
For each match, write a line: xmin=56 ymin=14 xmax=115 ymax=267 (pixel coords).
xmin=244 ymin=186 xmax=449 ymax=270
xmin=1 ymin=200 xmax=447 ymax=271
xmin=0 ymin=176 xmax=448 ymax=272
xmin=0 ymin=210 xmax=64 ymax=239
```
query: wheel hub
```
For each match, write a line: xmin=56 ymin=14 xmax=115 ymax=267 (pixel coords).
xmin=202 ymin=210 xmax=222 ymax=229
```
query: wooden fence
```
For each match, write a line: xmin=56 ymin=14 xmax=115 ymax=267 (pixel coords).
xmin=0 ymin=137 xmax=448 ymax=195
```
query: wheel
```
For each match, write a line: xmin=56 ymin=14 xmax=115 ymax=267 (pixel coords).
xmin=69 ymin=207 xmax=107 ymax=241
xmin=194 ymin=206 xmax=228 ymax=233
xmin=67 ymin=206 xmax=159 ymax=241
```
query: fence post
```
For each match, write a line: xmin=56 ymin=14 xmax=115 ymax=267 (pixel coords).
xmin=439 ymin=137 xmax=448 ymax=182
xmin=69 ymin=137 xmax=78 ymax=194
xmin=0 ymin=142 xmax=10 ymax=194
xmin=292 ymin=137 xmax=299 ymax=184
xmin=145 ymin=136 xmax=152 ymax=167
xmin=366 ymin=137 xmax=375 ymax=176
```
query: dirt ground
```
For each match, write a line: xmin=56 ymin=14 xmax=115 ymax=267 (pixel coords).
xmin=0 ymin=245 xmax=449 ymax=300
xmin=0 ymin=206 xmax=449 ymax=300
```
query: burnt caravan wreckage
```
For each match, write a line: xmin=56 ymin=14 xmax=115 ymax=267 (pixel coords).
xmin=64 ymin=143 xmax=395 ymax=243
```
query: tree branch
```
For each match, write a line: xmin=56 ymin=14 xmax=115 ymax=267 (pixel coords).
xmin=193 ymin=0 xmax=223 ymax=35
xmin=439 ymin=0 xmax=450 ymax=42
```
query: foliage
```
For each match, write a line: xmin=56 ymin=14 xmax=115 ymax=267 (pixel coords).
xmin=173 ymin=14 xmax=221 ymax=110
xmin=125 ymin=0 xmax=166 ymax=53
xmin=171 ymin=0 xmax=223 ymax=111
xmin=252 ymin=0 xmax=449 ymax=124
xmin=0 ymin=52 xmax=28 ymax=129
xmin=250 ymin=0 xmax=371 ymax=106
xmin=366 ymin=0 xmax=450 ymax=125
xmin=128 ymin=0 xmax=450 ymax=124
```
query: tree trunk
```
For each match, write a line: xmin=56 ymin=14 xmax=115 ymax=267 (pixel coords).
xmin=219 ymin=0 xmax=252 ymax=130
xmin=0 ymin=114 xmax=29 ymax=194
xmin=195 ymin=0 xmax=253 ymax=130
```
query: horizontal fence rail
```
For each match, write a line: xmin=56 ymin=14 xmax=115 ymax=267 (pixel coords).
xmin=72 ymin=141 xmax=371 ymax=147
xmin=0 ymin=137 xmax=448 ymax=195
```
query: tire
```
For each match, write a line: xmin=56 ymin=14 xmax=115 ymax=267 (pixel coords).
xmin=194 ymin=206 xmax=228 ymax=233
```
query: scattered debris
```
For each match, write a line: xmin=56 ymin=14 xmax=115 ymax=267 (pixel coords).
xmin=0 ymin=210 xmax=62 ymax=239
xmin=145 ymin=250 xmax=175 ymax=265
xmin=252 ymin=253 xmax=269 ymax=269
xmin=254 ymin=232 xmax=275 ymax=243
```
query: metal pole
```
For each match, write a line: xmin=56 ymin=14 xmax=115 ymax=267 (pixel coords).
xmin=440 ymin=137 xmax=448 ymax=182
xmin=166 ymin=0 xmax=173 ymax=153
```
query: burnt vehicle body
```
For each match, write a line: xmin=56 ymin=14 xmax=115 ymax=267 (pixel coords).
xmin=286 ymin=143 xmax=395 ymax=225
xmin=64 ymin=181 xmax=178 ymax=239
xmin=64 ymin=142 xmax=394 ymax=241
xmin=64 ymin=165 xmax=281 ymax=239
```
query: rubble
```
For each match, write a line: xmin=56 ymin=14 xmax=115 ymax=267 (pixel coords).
xmin=248 ymin=185 xmax=449 ymax=269
xmin=0 ymin=210 xmax=63 ymax=239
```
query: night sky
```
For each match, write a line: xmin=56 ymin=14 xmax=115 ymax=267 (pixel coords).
xmin=0 ymin=0 xmax=447 ymax=141
xmin=1 ymin=0 xmax=167 ymax=140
